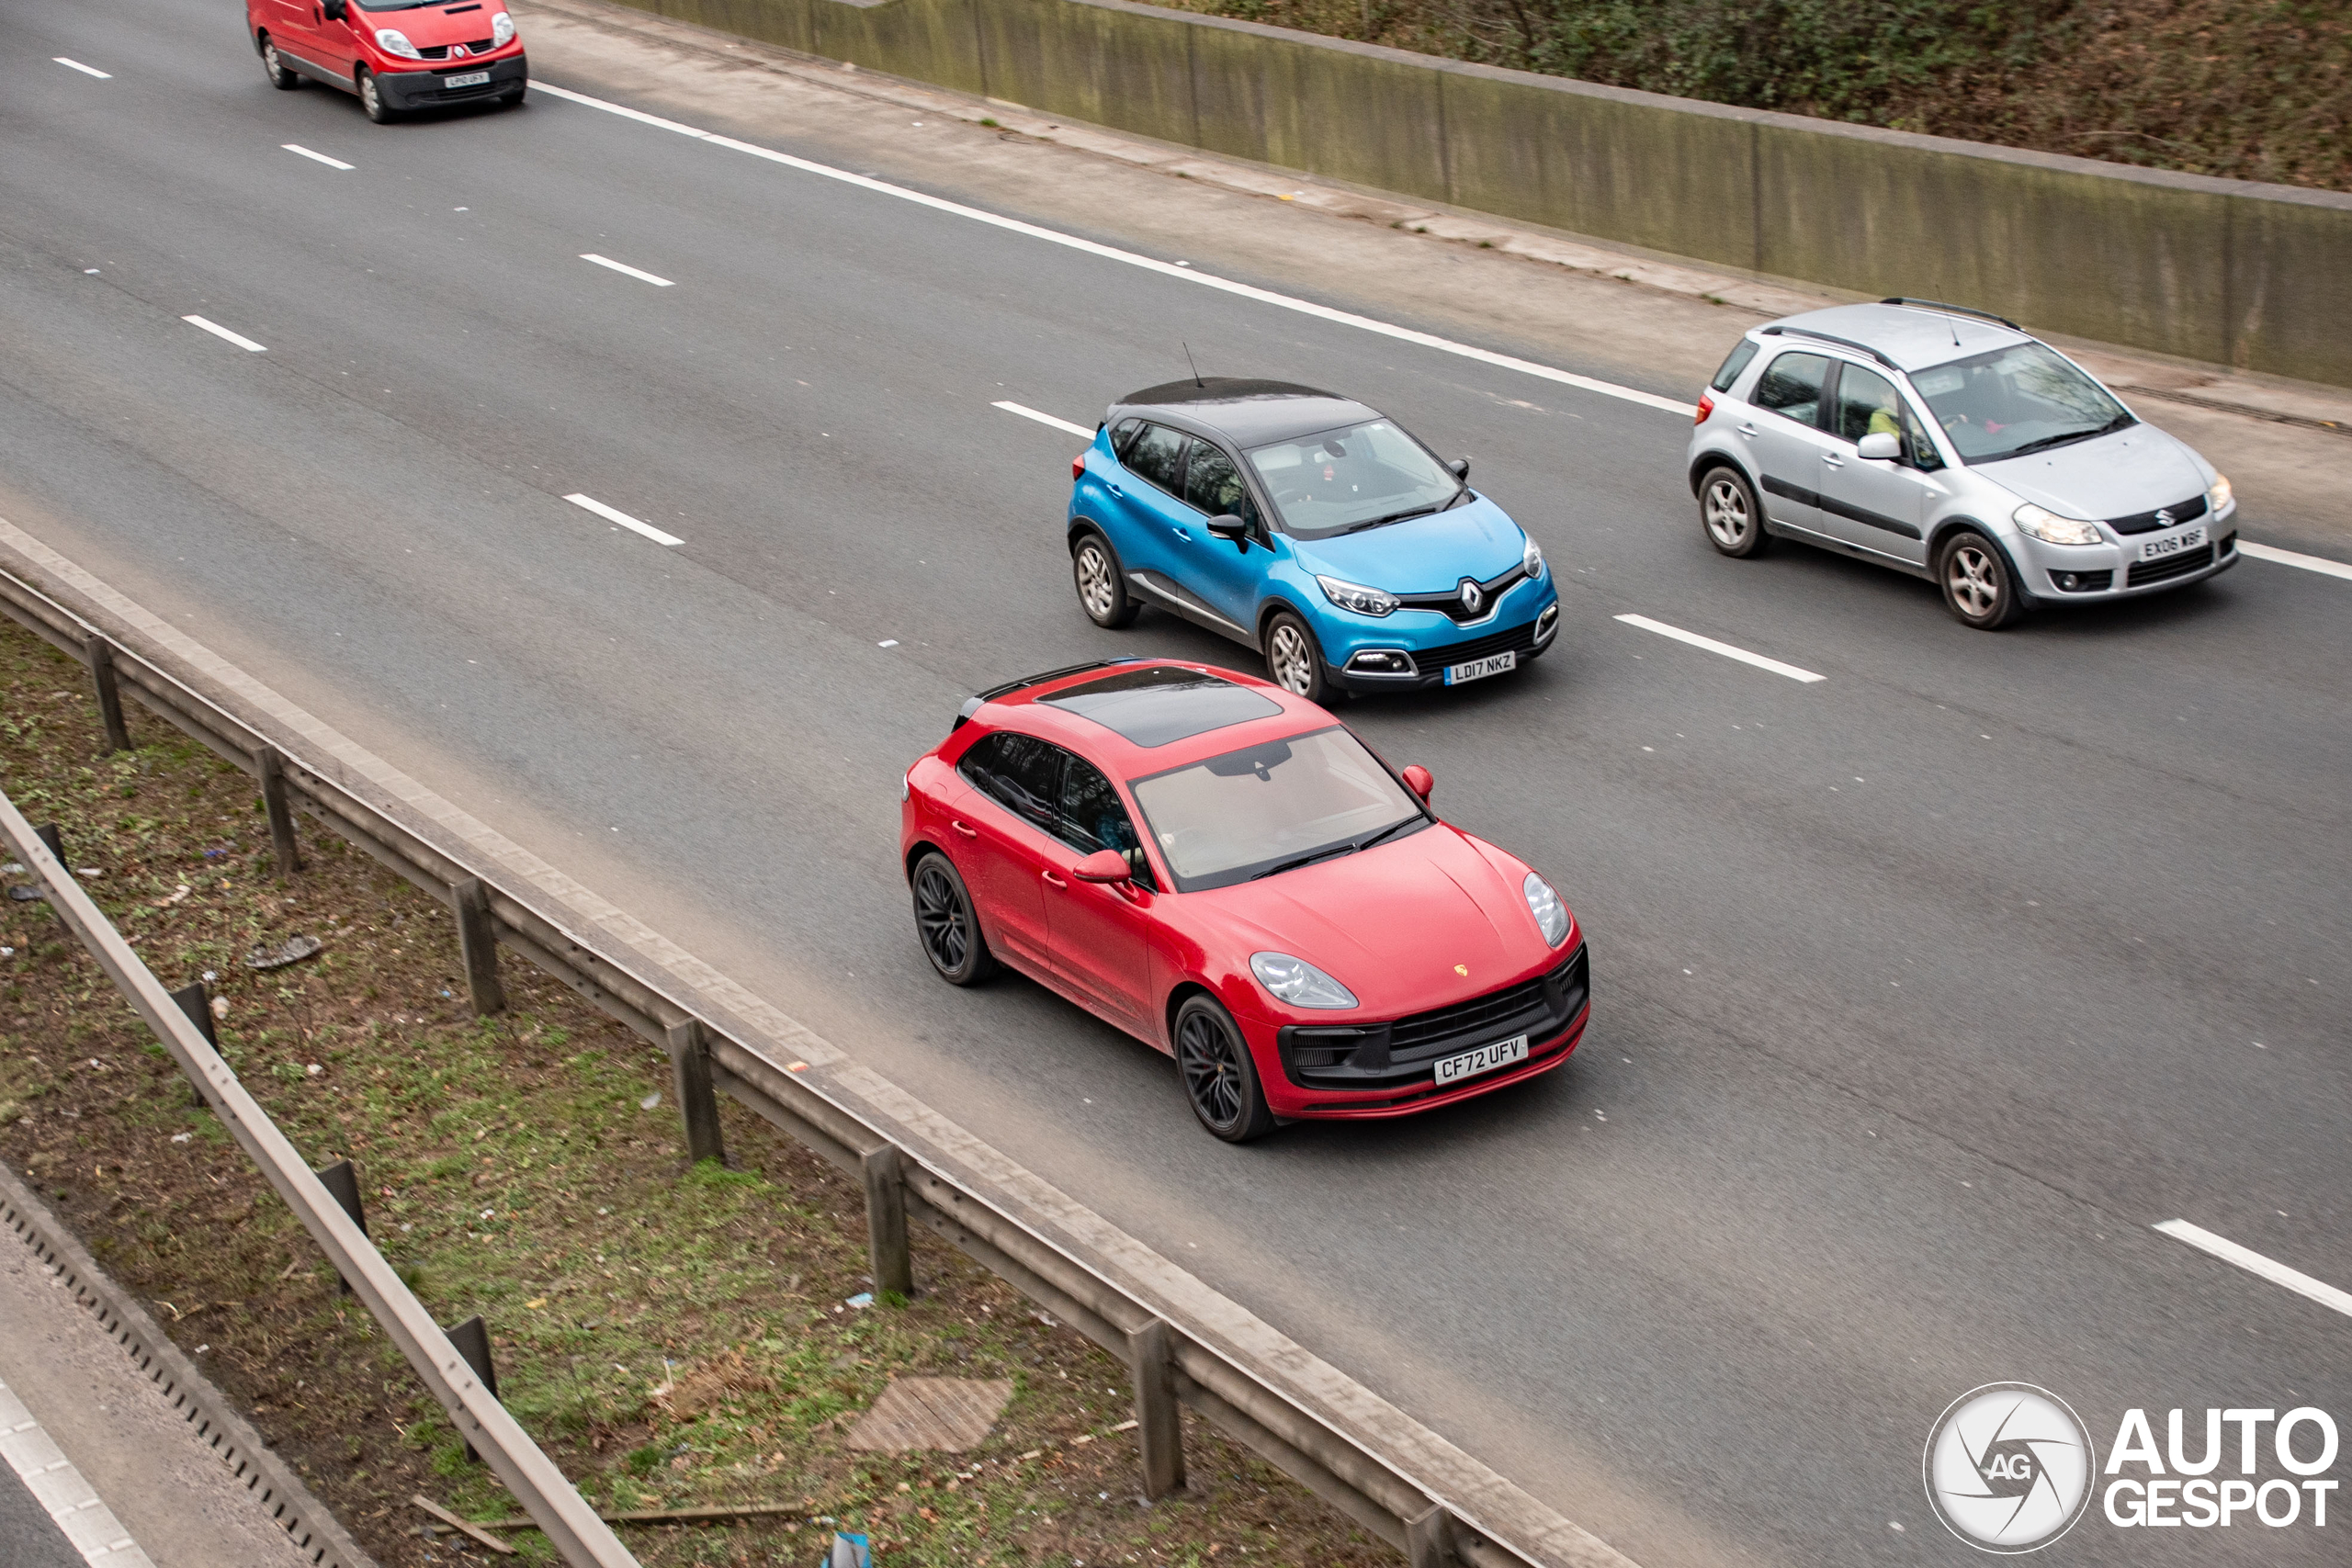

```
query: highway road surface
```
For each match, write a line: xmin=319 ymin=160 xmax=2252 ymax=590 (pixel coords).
xmin=2 ymin=2 xmax=2346 ymax=1562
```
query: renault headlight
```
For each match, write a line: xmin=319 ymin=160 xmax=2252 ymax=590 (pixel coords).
xmin=2207 ymin=474 xmax=2233 ymax=515
xmin=491 ymin=10 xmax=515 ymax=46
xmin=2012 ymin=503 xmax=2102 ymax=546
xmin=375 ymin=28 xmax=423 ymax=57
xmin=1250 ymin=953 xmax=1358 ymax=1010
xmin=1522 ymin=873 xmax=1570 ymax=946
xmin=1316 ymin=575 xmax=1397 ymax=617
xmin=1522 ymin=536 xmax=1544 ymax=577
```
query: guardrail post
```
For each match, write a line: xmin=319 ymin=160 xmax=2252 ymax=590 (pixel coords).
xmin=662 ymin=1019 xmax=726 ymax=1167
xmin=313 ymin=1157 xmax=367 ymax=1295
xmin=254 ymin=746 xmax=301 ymax=875
xmin=169 ymin=980 xmax=216 ymax=1108
xmin=445 ymin=1314 xmax=499 ymax=1463
xmin=1126 ymin=1317 xmax=1185 ymax=1499
xmin=860 ymin=1145 xmax=913 ymax=1301
xmin=83 ymin=635 xmax=130 ymax=753
xmin=1407 ymin=1503 xmax=1460 ymax=1568
xmin=34 ymin=823 xmax=63 ymax=865
xmin=452 ymin=878 xmax=505 ymax=1016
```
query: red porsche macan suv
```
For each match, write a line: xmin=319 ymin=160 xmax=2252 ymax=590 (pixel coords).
xmin=899 ymin=659 xmax=1589 ymax=1141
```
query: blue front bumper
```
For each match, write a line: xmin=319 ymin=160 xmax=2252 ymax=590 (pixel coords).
xmin=1316 ymin=579 xmax=1561 ymax=693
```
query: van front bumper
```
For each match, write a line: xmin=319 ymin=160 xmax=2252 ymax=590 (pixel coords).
xmin=375 ymin=52 xmax=526 ymax=109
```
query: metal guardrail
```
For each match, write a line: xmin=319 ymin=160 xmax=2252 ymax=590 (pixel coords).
xmin=0 ymin=528 xmax=1639 ymax=1568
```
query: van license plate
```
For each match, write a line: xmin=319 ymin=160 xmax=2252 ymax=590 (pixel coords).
xmin=444 ymin=70 xmax=492 ymax=88
xmin=1443 ymin=650 xmax=1515 ymax=686
xmin=1434 ymin=1033 xmax=1529 ymax=1086
xmin=2141 ymin=525 xmax=2205 ymax=561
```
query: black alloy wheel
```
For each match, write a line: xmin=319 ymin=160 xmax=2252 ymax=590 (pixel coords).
xmin=261 ymin=35 xmax=301 ymax=89
xmin=1700 ymin=466 xmax=1768 ymax=558
xmin=1071 ymin=528 xmax=1138 ymax=628
xmin=1938 ymin=527 xmax=2025 ymax=630
xmin=1174 ymin=995 xmax=1276 ymax=1143
xmin=911 ymin=852 xmax=995 ymax=985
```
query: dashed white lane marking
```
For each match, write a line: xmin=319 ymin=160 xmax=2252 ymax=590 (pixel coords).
xmin=2154 ymin=1220 xmax=2352 ymax=1319
xmin=180 ymin=316 xmax=266 ymax=353
xmin=281 ymin=143 xmax=354 ymax=170
xmin=1613 ymin=614 xmax=1826 ymax=683
xmin=993 ymin=400 xmax=1093 ymax=438
xmin=580 ymin=253 xmax=675 ymax=287
xmin=534 ymin=83 xmax=1697 ymax=419
xmin=564 ymin=492 xmax=683 ymax=546
xmin=52 ymin=58 xmax=112 ymax=78
xmin=0 ymin=1380 xmax=154 ymax=1565
xmin=2240 ymin=540 xmax=2352 ymax=582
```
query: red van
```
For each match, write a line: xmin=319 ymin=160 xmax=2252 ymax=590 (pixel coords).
xmin=250 ymin=0 xmax=526 ymax=121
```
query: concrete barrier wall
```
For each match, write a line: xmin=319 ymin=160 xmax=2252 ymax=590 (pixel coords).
xmin=605 ymin=0 xmax=2352 ymax=386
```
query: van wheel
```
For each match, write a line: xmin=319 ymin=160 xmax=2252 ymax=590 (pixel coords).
xmin=1939 ymin=529 xmax=2025 ymax=629
xmin=357 ymin=67 xmax=397 ymax=122
xmin=1700 ymin=467 xmax=1768 ymax=557
xmin=260 ymin=35 xmax=301 ymax=89
xmin=1071 ymin=530 xmax=1138 ymax=628
xmin=1263 ymin=611 xmax=1336 ymax=705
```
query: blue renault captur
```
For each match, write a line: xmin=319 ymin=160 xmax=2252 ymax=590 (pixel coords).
xmin=1064 ymin=378 xmax=1559 ymax=701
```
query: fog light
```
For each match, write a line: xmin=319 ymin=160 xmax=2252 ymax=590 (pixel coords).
xmin=2058 ymin=573 xmax=2079 ymax=590
xmin=1346 ymin=649 xmax=1414 ymax=674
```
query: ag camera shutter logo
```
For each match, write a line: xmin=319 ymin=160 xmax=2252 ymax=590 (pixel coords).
xmin=1924 ymin=1383 xmax=2096 ymax=1552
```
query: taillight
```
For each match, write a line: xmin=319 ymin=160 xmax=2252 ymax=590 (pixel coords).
xmin=1072 ymin=455 xmax=1087 ymax=481
xmin=1694 ymin=391 xmax=1714 ymax=426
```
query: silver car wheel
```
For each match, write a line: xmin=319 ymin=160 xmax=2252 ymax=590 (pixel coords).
xmin=1947 ymin=544 xmax=2002 ymax=619
xmin=1268 ymin=622 xmax=1314 ymax=694
xmin=1075 ymin=541 xmax=1117 ymax=619
xmin=1703 ymin=475 xmax=1751 ymax=548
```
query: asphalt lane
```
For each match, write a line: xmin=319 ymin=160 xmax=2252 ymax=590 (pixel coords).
xmin=2 ymin=5 xmax=2346 ymax=1563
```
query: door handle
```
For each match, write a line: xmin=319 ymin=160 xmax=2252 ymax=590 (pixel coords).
xmin=1041 ymin=870 xmax=1068 ymax=888
xmin=1105 ymin=483 xmax=1125 ymax=497
xmin=950 ymin=819 xmax=978 ymax=838
xmin=1822 ymin=455 xmax=1844 ymax=468
xmin=1737 ymin=423 xmax=1759 ymax=438
xmin=1171 ymin=527 xmax=1192 ymax=541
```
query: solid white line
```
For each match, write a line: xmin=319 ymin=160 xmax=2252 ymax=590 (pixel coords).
xmin=281 ymin=143 xmax=354 ymax=171
xmin=180 ymin=316 xmax=266 ymax=353
xmin=993 ymin=400 xmax=1094 ymax=439
xmin=564 ymin=493 xmax=683 ymax=547
xmin=580 ymin=254 xmax=675 ymax=288
xmin=2239 ymin=540 xmax=2352 ymax=582
xmin=2154 ymin=1220 xmax=2352 ymax=1319
xmin=533 ymin=83 xmax=1697 ymax=418
xmin=53 ymin=57 xmax=112 ymax=78
xmin=1613 ymin=614 xmax=1825 ymax=682
xmin=0 ymin=1380 xmax=154 ymax=1566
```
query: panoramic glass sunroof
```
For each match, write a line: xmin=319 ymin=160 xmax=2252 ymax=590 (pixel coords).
xmin=1037 ymin=665 xmax=1283 ymax=748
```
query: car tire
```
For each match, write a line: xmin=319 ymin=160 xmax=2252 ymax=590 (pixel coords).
xmin=1262 ymin=610 xmax=1335 ymax=705
xmin=1070 ymin=529 xmax=1138 ymax=628
xmin=357 ymin=66 xmax=397 ymax=122
xmin=1938 ymin=528 xmax=2025 ymax=630
xmin=260 ymin=35 xmax=301 ymax=89
xmin=1699 ymin=466 xmax=1768 ymax=558
xmin=910 ymin=852 xmax=997 ymax=986
xmin=1173 ymin=994 xmax=1276 ymax=1144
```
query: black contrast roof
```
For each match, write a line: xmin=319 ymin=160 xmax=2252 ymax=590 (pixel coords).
xmin=1113 ymin=377 xmax=1378 ymax=447
xmin=1036 ymin=664 xmax=1283 ymax=749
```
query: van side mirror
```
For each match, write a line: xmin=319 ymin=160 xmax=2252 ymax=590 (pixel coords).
xmin=1448 ymin=457 xmax=1471 ymax=480
xmin=1071 ymin=849 xmax=1134 ymax=884
xmin=1857 ymin=432 xmax=1901 ymax=461
xmin=322 ymin=0 xmax=346 ymax=18
xmin=1204 ymin=513 xmax=1249 ymax=549
xmin=1402 ymin=765 xmax=1433 ymax=802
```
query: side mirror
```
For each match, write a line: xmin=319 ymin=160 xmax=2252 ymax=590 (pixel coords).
xmin=1856 ymin=432 xmax=1901 ymax=461
xmin=1401 ymin=765 xmax=1433 ymax=802
xmin=1071 ymin=849 xmax=1134 ymax=884
xmin=1448 ymin=457 xmax=1471 ymax=480
xmin=322 ymin=0 xmax=345 ymax=18
xmin=1204 ymin=513 xmax=1250 ymax=551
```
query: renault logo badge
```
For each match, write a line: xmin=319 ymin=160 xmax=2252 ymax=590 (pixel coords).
xmin=452 ymin=42 xmax=469 ymax=56
xmin=1459 ymin=579 xmax=1484 ymax=615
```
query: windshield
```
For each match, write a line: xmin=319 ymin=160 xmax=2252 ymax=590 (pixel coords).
xmin=1910 ymin=343 xmax=2132 ymax=463
xmin=1245 ymin=420 xmax=1462 ymax=539
xmin=1128 ymin=727 xmax=1425 ymax=891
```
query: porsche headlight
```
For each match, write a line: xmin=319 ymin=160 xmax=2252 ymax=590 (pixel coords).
xmin=1523 ymin=536 xmax=1544 ymax=577
xmin=1522 ymin=872 xmax=1570 ymax=946
xmin=375 ymin=28 xmax=423 ymax=58
xmin=491 ymin=10 xmax=515 ymax=46
xmin=1315 ymin=575 xmax=1398 ymax=617
xmin=2012 ymin=502 xmax=2102 ymax=546
xmin=2207 ymin=474 xmax=2233 ymax=514
xmin=1249 ymin=953 xmax=1358 ymax=1010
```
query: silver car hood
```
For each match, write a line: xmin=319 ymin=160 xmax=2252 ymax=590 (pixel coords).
xmin=1974 ymin=423 xmax=2210 ymax=520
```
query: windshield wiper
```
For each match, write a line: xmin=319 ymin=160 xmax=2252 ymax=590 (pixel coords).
xmin=1251 ymin=842 xmax=1359 ymax=880
xmin=2000 ymin=413 xmax=2137 ymax=459
xmin=1354 ymin=816 xmax=1421 ymax=853
xmin=1340 ymin=505 xmax=1437 ymax=534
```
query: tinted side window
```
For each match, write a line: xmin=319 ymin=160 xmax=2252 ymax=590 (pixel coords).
xmin=1109 ymin=418 xmax=1144 ymax=457
xmin=1711 ymin=339 xmax=1760 ymax=393
xmin=1833 ymin=365 xmax=1903 ymax=445
xmin=1181 ymin=444 xmax=1261 ymax=533
xmin=957 ymin=733 xmax=1066 ymax=834
xmin=1057 ymin=757 xmax=1159 ymax=889
xmin=1123 ymin=424 xmax=1188 ymax=497
xmin=1754 ymin=353 xmax=1830 ymax=428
